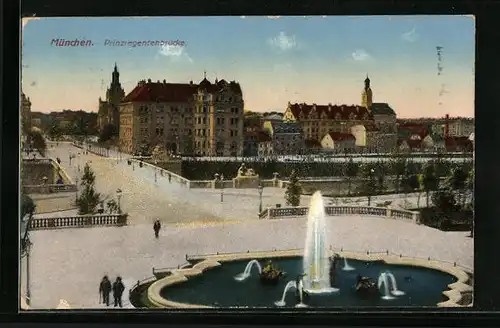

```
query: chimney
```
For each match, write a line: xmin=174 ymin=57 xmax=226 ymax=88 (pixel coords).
xmin=147 ymin=78 xmax=152 ymax=83
xmin=444 ymin=114 xmax=450 ymax=138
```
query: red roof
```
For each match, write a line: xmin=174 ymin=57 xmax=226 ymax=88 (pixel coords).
xmin=326 ymin=132 xmax=355 ymax=141
xmin=399 ymin=123 xmax=429 ymax=139
xmin=122 ymin=78 xmax=242 ymax=103
xmin=288 ymin=103 xmax=373 ymax=121
xmin=305 ymin=139 xmax=322 ymax=148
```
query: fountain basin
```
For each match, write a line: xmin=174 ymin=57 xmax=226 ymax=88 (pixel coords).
xmin=142 ymin=249 xmax=472 ymax=308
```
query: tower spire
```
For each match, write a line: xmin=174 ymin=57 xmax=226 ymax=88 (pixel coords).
xmin=204 ymin=70 xmax=207 ymax=79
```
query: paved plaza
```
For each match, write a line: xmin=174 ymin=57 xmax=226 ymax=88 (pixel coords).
xmin=22 ymin=216 xmax=472 ymax=309
xmin=21 ymin=143 xmax=472 ymax=309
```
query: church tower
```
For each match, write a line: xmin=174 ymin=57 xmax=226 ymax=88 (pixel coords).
xmin=361 ymin=75 xmax=373 ymax=109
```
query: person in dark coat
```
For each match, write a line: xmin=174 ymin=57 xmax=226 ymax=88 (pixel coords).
xmin=112 ymin=276 xmax=125 ymax=308
xmin=99 ymin=275 xmax=112 ymax=306
xmin=153 ymin=220 xmax=161 ymax=238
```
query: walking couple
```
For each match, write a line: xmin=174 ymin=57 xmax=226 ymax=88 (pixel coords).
xmin=99 ymin=275 xmax=125 ymax=307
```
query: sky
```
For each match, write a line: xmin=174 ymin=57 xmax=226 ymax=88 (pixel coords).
xmin=21 ymin=16 xmax=475 ymax=118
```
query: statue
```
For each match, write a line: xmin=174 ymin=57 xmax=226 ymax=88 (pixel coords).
xmin=260 ymin=260 xmax=286 ymax=285
xmin=247 ymin=168 xmax=256 ymax=176
xmin=237 ymin=163 xmax=247 ymax=177
xmin=354 ymin=274 xmax=379 ymax=295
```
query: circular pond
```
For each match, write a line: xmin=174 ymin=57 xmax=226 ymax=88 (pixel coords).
xmin=159 ymin=257 xmax=457 ymax=307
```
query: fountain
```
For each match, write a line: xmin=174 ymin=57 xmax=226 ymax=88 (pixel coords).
xmin=274 ymin=280 xmax=297 ymax=307
xmin=234 ymin=259 xmax=262 ymax=281
xmin=342 ymin=257 xmax=355 ymax=271
xmin=377 ymin=273 xmax=395 ymax=300
xmin=386 ymin=271 xmax=405 ymax=296
xmin=377 ymin=272 xmax=405 ymax=299
xmin=302 ymin=191 xmax=338 ymax=294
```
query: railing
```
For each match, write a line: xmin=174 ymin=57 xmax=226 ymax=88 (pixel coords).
xmin=130 ymin=159 xmax=191 ymax=188
xmin=23 ymin=184 xmax=77 ymax=194
xmin=259 ymin=205 xmax=419 ymax=223
xmin=22 ymin=158 xmax=53 ymax=165
xmin=30 ymin=213 xmax=128 ymax=230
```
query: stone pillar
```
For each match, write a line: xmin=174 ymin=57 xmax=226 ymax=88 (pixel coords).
xmin=272 ymin=172 xmax=279 ymax=187
xmin=412 ymin=211 xmax=419 ymax=224
xmin=267 ymin=207 xmax=271 ymax=220
xmin=386 ymin=205 xmax=392 ymax=219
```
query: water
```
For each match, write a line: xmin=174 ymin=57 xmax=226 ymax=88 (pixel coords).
xmin=302 ymin=191 xmax=338 ymax=294
xmin=274 ymin=280 xmax=297 ymax=307
xmin=234 ymin=260 xmax=262 ymax=281
xmin=159 ymin=257 xmax=456 ymax=307
xmin=378 ymin=272 xmax=405 ymax=300
xmin=342 ymin=257 xmax=355 ymax=271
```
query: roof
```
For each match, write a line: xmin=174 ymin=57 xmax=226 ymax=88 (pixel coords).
xmin=370 ymin=103 xmax=396 ymax=116
xmin=122 ymin=78 xmax=242 ymax=103
xmin=288 ymin=103 xmax=373 ymax=121
xmin=305 ymin=139 xmax=322 ymax=148
xmin=326 ymin=132 xmax=356 ymax=141
xmin=263 ymin=114 xmax=283 ymax=121
xmin=271 ymin=122 xmax=303 ymax=134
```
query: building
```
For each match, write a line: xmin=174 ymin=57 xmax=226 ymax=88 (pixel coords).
xmin=321 ymin=132 xmax=356 ymax=152
xmin=262 ymin=121 xmax=305 ymax=155
xmin=257 ymin=132 xmax=273 ymax=157
xmin=98 ymin=64 xmax=125 ymax=132
xmin=243 ymin=118 xmax=266 ymax=157
xmin=21 ymin=92 xmax=32 ymax=134
xmin=360 ymin=76 xmax=397 ymax=133
xmin=263 ymin=113 xmax=283 ymax=124
xmin=31 ymin=118 xmax=42 ymax=128
xmin=447 ymin=117 xmax=474 ymax=138
xmin=119 ymin=76 xmax=244 ymax=156
xmin=283 ymin=102 xmax=374 ymax=142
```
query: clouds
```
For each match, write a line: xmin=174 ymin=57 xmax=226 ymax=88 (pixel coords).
xmin=158 ymin=44 xmax=193 ymax=63
xmin=402 ymin=27 xmax=419 ymax=42
xmin=351 ymin=49 xmax=371 ymax=61
xmin=267 ymin=32 xmax=297 ymax=51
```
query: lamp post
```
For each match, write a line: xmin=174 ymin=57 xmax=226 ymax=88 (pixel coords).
xmin=116 ymin=188 xmax=122 ymax=214
xmin=220 ymin=174 xmax=224 ymax=202
xmin=368 ymin=168 xmax=375 ymax=206
xmin=21 ymin=210 xmax=34 ymax=306
xmin=258 ymin=184 xmax=263 ymax=213
xmin=75 ymin=177 xmax=79 ymax=203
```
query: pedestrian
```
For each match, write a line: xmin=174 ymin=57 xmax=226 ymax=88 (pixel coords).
xmin=168 ymin=173 xmax=172 ymax=183
xmin=112 ymin=276 xmax=125 ymax=308
xmin=99 ymin=275 xmax=112 ymax=306
xmin=153 ymin=219 xmax=161 ymax=238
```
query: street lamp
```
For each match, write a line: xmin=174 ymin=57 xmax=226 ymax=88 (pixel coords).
xmin=258 ymin=184 xmax=263 ymax=213
xmin=75 ymin=177 xmax=79 ymax=202
xmin=116 ymin=188 xmax=122 ymax=214
xmin=220 ymin=174 xmax=224 ymax=202
xmin=21 ymin=211 xmax=34 ymax=306
xmin=368 ymin=168 xmax=375 ymax=206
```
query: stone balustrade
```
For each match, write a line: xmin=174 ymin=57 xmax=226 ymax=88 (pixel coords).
xmin=131 ymin=159 xmax=191 ymax=188
xmin=259 ymin=205 xmax=419 ymax=224
xmin=23 ymin=184 xmax=77 ymax=194
xmin=30 ymin=213 xmax=128 ymax=230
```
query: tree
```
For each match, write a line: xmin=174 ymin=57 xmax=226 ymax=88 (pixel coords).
xmin=446 ymin=165 xmax=468 ymax=208
xmin=285 ymin=169 xmax=302 ymax=206
xmin=20 ymin=193 xmax=36 ymax=253
xmin=47 ymin=121 xmax=62 ymax=140
xmin=389 ymin=153 xmax=407 ymax=193
xmin=358 ymin=164 xmax=377 ymax=206
xmin=374 ymin=161 xmax=386 ymax=195
xmin=431 ymin=188 xmax=457 ymax=228
xmin=76 ymin=163 xmax=102 ymax=215
xmin=99 ymin=123 xmax=118 ymax=143
xmin=343 ymin=158 xmax=359 ymax=196
xmin=29 ymin=129 xmax=47 ymax=157
xmin=466 ymin=167 xmax=474 ymax=209
xmin=151 ymin=144 xmax=170 ymax=163
xmin=421 ymin=161 xmax=439 ymax=207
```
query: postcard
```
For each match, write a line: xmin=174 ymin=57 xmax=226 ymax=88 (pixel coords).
xmin=20 ymin=15 xmax=474 ymax=310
